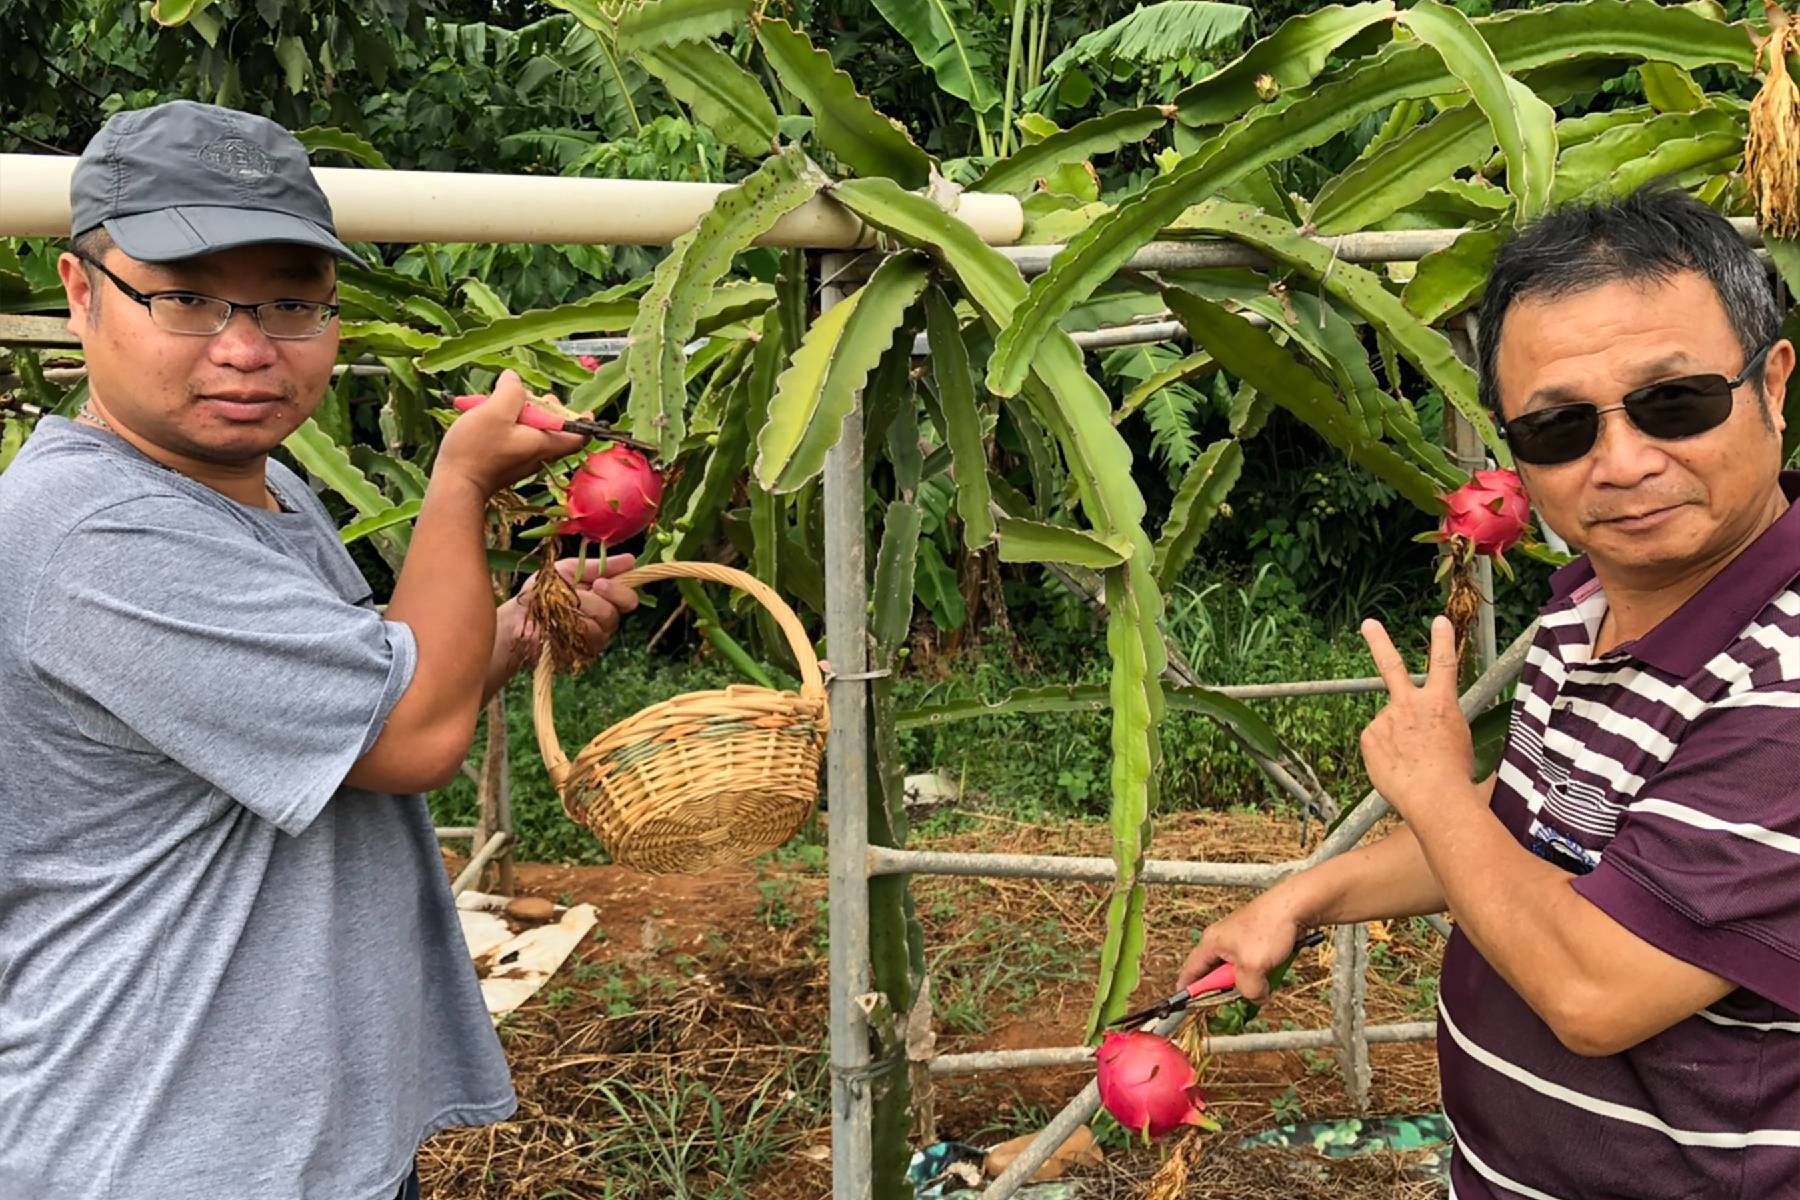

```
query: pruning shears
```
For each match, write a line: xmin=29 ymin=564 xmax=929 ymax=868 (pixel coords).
xmin=1106 ymin=930 xmax=1328 ymax=1029
xmin=445 ymin=392 xmax=658 ymax=453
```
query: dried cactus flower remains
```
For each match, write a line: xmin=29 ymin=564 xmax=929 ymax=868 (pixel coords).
xmin=523 ymin=542 xmax=593 ymax=675
xmin=1746 ymin=6 xmax=1800 ymax=239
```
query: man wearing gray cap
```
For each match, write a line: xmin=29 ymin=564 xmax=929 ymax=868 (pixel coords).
xmin=0 ymin=101 xmax=635 ymax=1198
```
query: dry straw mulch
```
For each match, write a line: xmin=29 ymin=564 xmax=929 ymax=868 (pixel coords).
xmin=424 ymin=808 xmax=1447 ymax=1199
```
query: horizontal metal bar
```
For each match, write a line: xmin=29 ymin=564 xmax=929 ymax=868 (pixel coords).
xmin=1064 ymin=312 xmax=1269 ymax=349
xmin=555 ymin=336 xmax=633 ymax=357
xmin=867 ymin=845 xmax=1294 ymax=887
xmin=930 ymin=1021 xmax=1436 ymax=1075
xmin=1204 ymin=674 xmax=1420 ymax=700
xmin=434 ymin=826 xmax=479 ymax=841
xmin=1069 ymin=319 xmax=1177 ymax=348
xmin=895 ymin=675 xmax=1422 ymax=734
xmin=0 ymin=314 xmax=78 ymax=348
xmin=1002 ymin=217 xmax=1763 ymax=277
xmin=450 ymin=830 xmax=511 ymax=896
xmin=552 ymin=314 xmax=1266 ymax=363
xmin=554 ymin=335 xmax=709 ymax=357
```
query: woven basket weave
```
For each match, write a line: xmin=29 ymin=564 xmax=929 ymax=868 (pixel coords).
xmin=531 ymin=561 xmax=828 ymax=875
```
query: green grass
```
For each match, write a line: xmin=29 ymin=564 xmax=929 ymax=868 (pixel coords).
xmin=894 ymin=569 xmax=1444 ymax=833
xmin=1369 ymin=917 xmax=1446 ymax=1015
xmin=927 ymin=913 xmax=1089 ymax=1034
xmin=581 ymin=1069 xmax=817 ymax=1199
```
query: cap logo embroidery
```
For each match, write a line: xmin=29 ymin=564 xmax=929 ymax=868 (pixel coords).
xmin=197 ymin=138 xmax=275 ymax=180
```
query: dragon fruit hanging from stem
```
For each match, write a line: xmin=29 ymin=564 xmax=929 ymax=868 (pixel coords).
xmin=1416 ymin=469 xmax=1530 ymax=664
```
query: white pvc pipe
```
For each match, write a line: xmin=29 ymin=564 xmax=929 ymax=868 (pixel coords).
xmin=0 ymin=154 xmax=1024 ymax=248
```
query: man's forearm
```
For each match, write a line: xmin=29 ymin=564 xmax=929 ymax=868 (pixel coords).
xmin=1280 ymin=825 xmax=1448 ymax=928
xmin=378 ymin=477 xmax=496 ymax=758
xmin=480 ymin=600 xmax=527 ymax=708
xmin=1370 ymin=787 xmax=1640 ymax=1030
xmin=1283 ymin=804 xmax=1616 ymax=1034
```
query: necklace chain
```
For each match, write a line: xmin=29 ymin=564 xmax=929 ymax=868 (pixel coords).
xmin=80 ymin=402 xmax=121 ymax=438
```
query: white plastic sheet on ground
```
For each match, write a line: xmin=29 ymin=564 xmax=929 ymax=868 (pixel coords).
xmin=455 ymin=890 xmax=598 ymax=1023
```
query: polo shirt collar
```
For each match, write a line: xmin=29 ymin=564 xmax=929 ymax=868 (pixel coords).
xmin=1542 ymin=471 xmax=1800 ymax=675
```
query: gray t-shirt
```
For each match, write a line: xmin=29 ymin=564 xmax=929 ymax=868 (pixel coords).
xmin=0 ymin=418 xmax=514 ymax=1200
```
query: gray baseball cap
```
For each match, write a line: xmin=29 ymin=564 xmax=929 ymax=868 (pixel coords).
xmin=70 ymin=100 xmax=367 ymax=268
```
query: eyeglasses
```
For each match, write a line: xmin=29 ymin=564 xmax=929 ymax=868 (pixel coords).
xmin=1499 ymin=344 xmax=1772 ymax=466
xmin=76 ymin=252 xmax=339 ymax=340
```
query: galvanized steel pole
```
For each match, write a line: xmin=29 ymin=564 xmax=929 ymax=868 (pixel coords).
xmin=866 ymin=845 xmax=1294 ymax=887
xmin=820 ymin=253 xmax=875 ymax=1200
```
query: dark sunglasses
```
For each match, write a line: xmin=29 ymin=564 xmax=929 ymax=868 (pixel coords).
xmin=1499 ymin=343 xmax=1772 ymax=467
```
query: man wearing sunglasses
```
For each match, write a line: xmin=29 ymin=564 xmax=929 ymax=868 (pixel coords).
xmin=1179 ymin=188 xmax=1796 ymax=1199
xmin=0 ymin=102 xmax=637 ymax=1199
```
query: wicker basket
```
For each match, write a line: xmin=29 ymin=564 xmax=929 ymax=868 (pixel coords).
xmin=531 ymin=561 xmax=828 ymax=875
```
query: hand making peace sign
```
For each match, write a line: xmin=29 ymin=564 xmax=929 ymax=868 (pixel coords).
xmin=1357 ymin=615 xmax=1479 ymax=822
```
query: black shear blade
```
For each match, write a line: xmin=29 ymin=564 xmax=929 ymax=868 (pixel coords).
xmin=1108 ymin=930 xmax=1328 ymax=1029
xmin=1108 ymin=987 xmax=1241 ymax=1029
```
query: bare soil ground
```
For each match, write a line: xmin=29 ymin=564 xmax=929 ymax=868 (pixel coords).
xmin=425 ymin=809 xmax=1447 ymax=1199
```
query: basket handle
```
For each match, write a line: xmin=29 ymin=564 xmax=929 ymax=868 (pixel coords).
xmin=531 ymin=560 xmax=825 ymax=786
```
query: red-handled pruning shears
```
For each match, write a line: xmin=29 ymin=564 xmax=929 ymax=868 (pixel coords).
xmin=444 ymin=392 xmax=658 ymax=453
xmin=1106 ymin=930 xmax=1328 ymax=1029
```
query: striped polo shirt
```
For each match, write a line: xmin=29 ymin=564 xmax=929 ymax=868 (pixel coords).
xmin=1439 ymin=470 xmax=1800 ymax=1200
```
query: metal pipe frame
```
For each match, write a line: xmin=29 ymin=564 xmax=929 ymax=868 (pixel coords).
xmin=878 ymin=625 xmax=1529 ymax=1199
xmin=549 ymin=312 xmax=1257 ymax=365
xmin=1202 ymin=673 xmax=1419 ymax=699
xmin=1331 ymin=921 xmax=1374 ymax=1111
xmin=868 ymin=845 xmax=1292 ymax=886
xmin=3 ymin=152 xmax=1754 ymax=259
